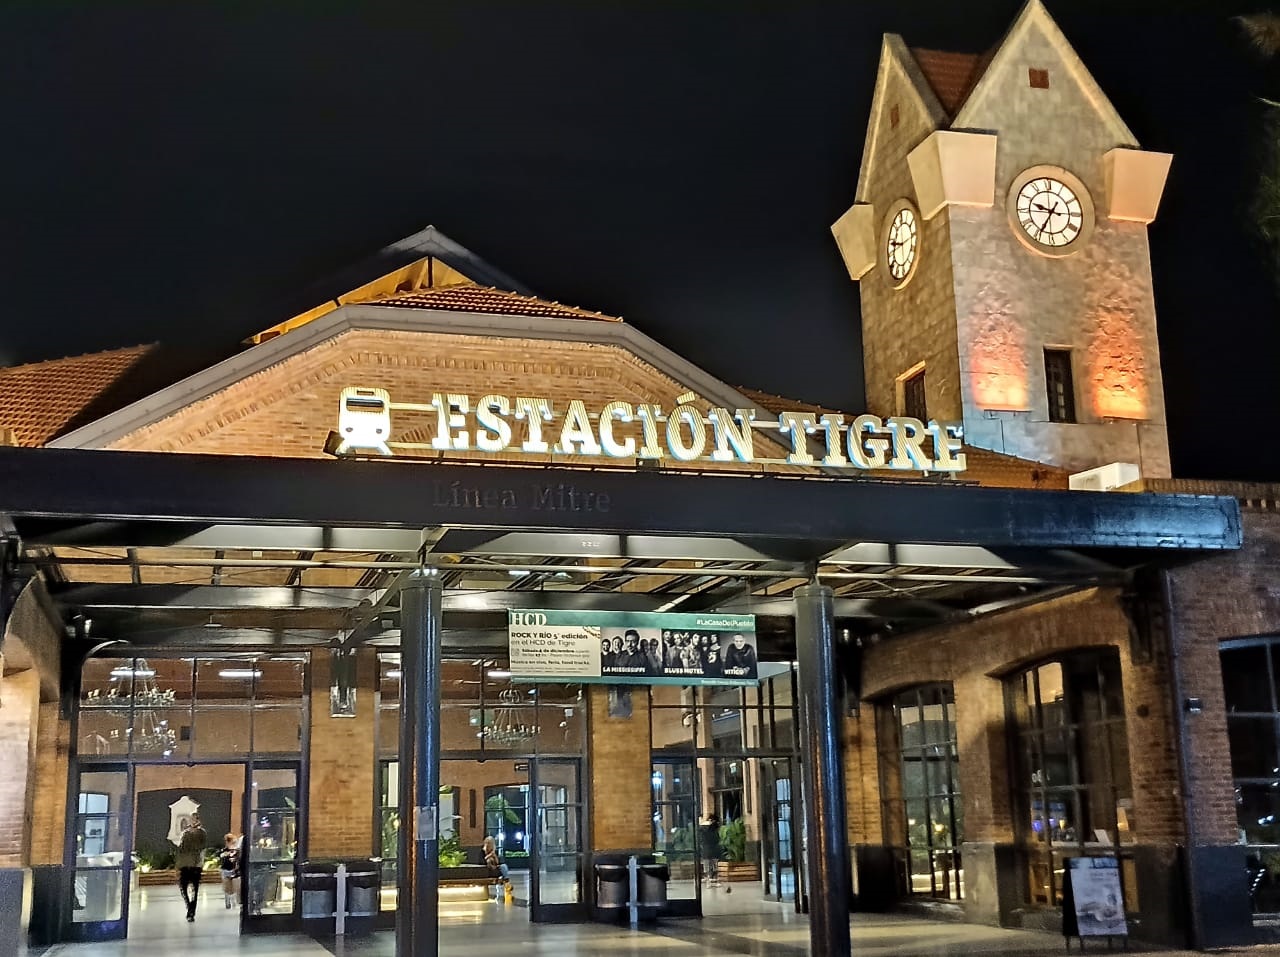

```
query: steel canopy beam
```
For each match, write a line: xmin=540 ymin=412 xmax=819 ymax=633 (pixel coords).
xmin=14 ymin=519 xmax=425 ymax=552
xmin=0 ymin=447 xmax=1241 ymax=552
xmin=52 ymin=584 xmax=379 ymax=611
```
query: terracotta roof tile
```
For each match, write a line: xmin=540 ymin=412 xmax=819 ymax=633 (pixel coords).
xmin=0 ymin=346 xmax=157 ymax=447
xmin=367 ymin=285 xmax=622 ymax=323
xmin=736 ymin=386 xmax=1068 ymax=489
xmin=0 ymin=344 xmax=213 ymax=447
xmin=910 ymin=47 xmax=986 ymax=116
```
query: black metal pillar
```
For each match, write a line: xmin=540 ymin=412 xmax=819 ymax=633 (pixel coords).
xmin=396 ymin=568 xmax=443 ymax=957
xmin=794 ymin=583 xmax=852 ymax=957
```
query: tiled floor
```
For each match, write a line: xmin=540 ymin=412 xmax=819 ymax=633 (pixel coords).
xmin=35 ymin=904 xmax=1280 ymax=957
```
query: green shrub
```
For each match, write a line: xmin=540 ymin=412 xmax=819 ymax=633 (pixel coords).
xmin=719 ymin=819 xmax=747 ymax=863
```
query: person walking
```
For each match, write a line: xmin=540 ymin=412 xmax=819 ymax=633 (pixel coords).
xmin=175 ymin=813 xmax=208 ymax=922
xmin=700 ymin=813 xmax=721 ymax=886
xmin=218 ymin=833 xmax=240 ymax=909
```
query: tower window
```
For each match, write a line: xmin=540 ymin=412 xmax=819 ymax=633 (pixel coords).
xmin=902 ymin=369 xmax=927 ymax=421
xmin=1029 ymin=68 xmax=1049 ymax=89
xmin=1043 ymin=349 xmax=1076 ymax=423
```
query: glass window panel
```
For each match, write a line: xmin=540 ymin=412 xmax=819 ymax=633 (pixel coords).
xmin=129 ymin=708 xmax=188 ymax=759
xmin=378 ymin=654 xmax=402 ymax=700
xmin=649 ymin=684 xmax=696 ymax=709
xmin=71 ymin=869 xmax=123 ymax=922
xmin=904 ymin=799 xmax=928 ymax=850
xmin=253 ymin=707 xmax=303 ymax=754
xmin=770 ymin=711 xmax=796 ymax=751
xmin=441 ymin=660 xmax=483 ymax=704
xmin=191 ymin=707 xmax=251 ymax=757
xmin=378 ymin=704 xmax=402 ymax=756
xmin=537 ymin=691 xmax=585 ymax=753
xmin=898 ymin=699 xmax=924 ymax=749
xmin=928 ymin=797 xmax=955 ymax=846
xmin=901 ymin=757 xmax=926 ymax=799
xmin=1229 ymin=717 xmax=1280 ymax=778
xmin=1238 ymin=784 xmax=1280 ymax=845
xmin=256 ymin=656 xmax=306 ymax=702
xmin=1038 ymin=663 xmax=1066 ymax=727
xmin=442 ymin=704 xmax=486 ymax=751
xmin=1223 ymin=646 xmax=1273 ymax=713
xmin=1044 ymin=790 xmax=1079 ymax=844
xmin=77 ymin=710 xmax=130 ymax=756
xmin=246 ymin=793 xmax=298 ymax=920
xmin=1041 ymin=728 xmax=1074 ymax=786
xmin=147 ymin=658 xmax=194 ymax=706
xmin=538 ymin=804 xmax=580 ymax=905
xmin=650 ymin=707 xmax=694 ymax=753
xmin=195 ymin=658 xmax=256 ymax=705
xmin=699 ymin=704 xmax=744 ymax=750
xmin=81 ymin=658 xmax=133 ymax=708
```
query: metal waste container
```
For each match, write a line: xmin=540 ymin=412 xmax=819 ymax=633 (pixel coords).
xmin=298 ymin=862 xmax=337 ymax=922
xmin=595 ymin=863 xmax=628 ymax=910
xmin=344 ymin=859 xmax=380 ymax=919
xmin=638 ymin=862 xmax=669 ymax=908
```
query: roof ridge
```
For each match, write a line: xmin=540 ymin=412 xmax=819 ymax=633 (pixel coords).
xmin=373 ymin=284 xmax=622 ymax=322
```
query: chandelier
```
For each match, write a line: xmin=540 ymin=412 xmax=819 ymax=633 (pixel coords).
xmin=481 ymin=687 xmax=539 ymax=747
xmin=84 ymin=660 xmax=179 ymax=755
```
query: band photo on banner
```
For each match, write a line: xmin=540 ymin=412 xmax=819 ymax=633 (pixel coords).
xmin=507 ymin=610 xmax=759 ymax=686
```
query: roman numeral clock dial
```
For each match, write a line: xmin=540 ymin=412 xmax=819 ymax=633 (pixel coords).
xmin=1015 ymin=177 xmax=1083 ymax=248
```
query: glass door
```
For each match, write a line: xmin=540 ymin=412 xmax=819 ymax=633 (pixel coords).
xmin=67 ymin=766 xmax=131 ymax=941
xmin=759 ymin=757 xmax=796 ymax=902
xmin=531 ymin=758 xmax=584 ymax=921
xmin=243 ymin=763 xmax=300 ymax=930
xmin=651 ymin=757 xmax=701 ymax=916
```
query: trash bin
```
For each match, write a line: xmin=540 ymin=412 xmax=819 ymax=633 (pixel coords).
xmin=344 ymin=859 xmax=380 ymax=919
xmin=297 ymin=862 xmax=337 ymax=923
xmin=595 ymin=863 xmax=628 ymax=910
xmin=638 ymin=862 xmax=669 ymax=908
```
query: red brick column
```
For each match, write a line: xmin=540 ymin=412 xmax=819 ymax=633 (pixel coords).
xmin=306 ymin=649 xmax=376 ymax=858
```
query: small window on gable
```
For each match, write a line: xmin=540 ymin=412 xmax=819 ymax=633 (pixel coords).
xmin=890 ymin=104 xmax=900 ymax=129
xmin=902 ymin=368 xmax=927 ymax=422
xmin=1029 ymin=68 xmax=1049 ymax=89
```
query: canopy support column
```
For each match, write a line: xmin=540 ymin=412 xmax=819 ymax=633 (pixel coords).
xmin=794 ymin=583 xmax=851 ymax=957
xmin=396 ymin=568 xmax=443 ymax=957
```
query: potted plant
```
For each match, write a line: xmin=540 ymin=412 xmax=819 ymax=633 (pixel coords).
xmin=716 ymin=819 xmax=760 ymax=882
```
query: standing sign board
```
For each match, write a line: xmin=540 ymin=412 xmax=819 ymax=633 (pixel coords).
xmin=1062 ymin=856 xmax=1128 ymax=944
xmin=507 ymin=610 xmax=758 ymax=686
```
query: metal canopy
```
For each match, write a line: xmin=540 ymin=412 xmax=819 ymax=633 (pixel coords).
xmin=0 ymin=445 xmax=1242 ymax=654
xmin=0 ymin=447 xmax=1240 ymax=550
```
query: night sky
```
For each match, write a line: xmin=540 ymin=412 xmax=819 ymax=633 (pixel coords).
xmin=3 ymin=1 xmax=1279 ymax=478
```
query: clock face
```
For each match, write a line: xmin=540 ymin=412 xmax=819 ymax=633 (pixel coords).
xmin=886 ymin=207 xmax=918 ymax=282
xmin=1015 ymin=177 xmax=1083 ymax=247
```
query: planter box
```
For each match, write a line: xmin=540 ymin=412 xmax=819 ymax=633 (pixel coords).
xmin=717 ymin=861 xmax=760 ymax=883
xmin=137 ymin=869 xmax=176 ymax=886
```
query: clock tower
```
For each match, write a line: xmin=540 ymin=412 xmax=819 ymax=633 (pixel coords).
xmin=832 ymin=0 xmax=1173 ymax=480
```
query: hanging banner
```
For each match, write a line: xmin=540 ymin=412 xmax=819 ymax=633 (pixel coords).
xmin=1062 ymin=857 xmax=1128 ymax=939
xmin=507 ymin=610 xmax=758 ymax=686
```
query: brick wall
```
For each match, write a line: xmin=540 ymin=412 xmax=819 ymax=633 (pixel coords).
xmin=858 ymin=47 xmax=963 ymax=425
xmin=108 ymin=329 xmax=793 ymax=471
xmin=1160 ymin=509 xmax=1280 ymax=846
xmin=29 ymin=702 xmax=69 ymax=865
xmin=857 ymin=587 xmax=1183 ymax=849
xmin=0 ymin=669 xmax=40 ymax=866
xmin=588 ymin=686 xmax=651 ymax=850
xmin=307 ymin=649 xmax=376 ymax=858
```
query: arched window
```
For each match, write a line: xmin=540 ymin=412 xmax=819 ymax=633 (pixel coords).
xmin=1220 ymin=638 xmax=1280 ymax=914
xmin=879 ymin=684 xmax=963 ymax=900
xmin=1007 ymin=651 xmax=1131 ymax=907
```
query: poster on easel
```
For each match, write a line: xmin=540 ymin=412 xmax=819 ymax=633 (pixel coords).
xmin=1062 ymin=856 xmax=1128 ymax=944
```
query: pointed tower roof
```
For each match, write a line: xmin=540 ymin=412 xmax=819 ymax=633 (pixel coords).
xmin=246 ymin=224 xmax=608 ymax=344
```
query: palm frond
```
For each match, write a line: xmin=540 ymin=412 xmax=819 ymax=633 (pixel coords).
xmin=1236 ymin=13 xmax=1280 ymax=57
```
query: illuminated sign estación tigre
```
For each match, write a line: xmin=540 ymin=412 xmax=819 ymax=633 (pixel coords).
xmin=335 ymin=386 xmax=966 ymax=473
